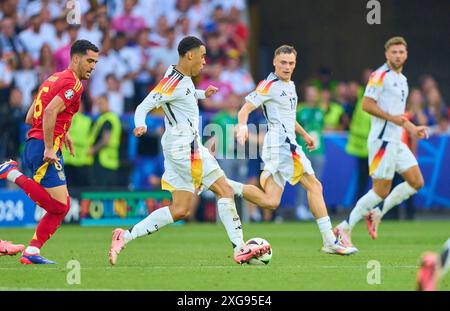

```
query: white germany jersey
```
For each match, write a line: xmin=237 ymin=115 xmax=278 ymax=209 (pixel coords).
xmin=134 ymin=65 xmax=206 ymax=147
xmin=364 ymin=63 xmax=409 ymax=143
xmin=245 ymin=72 xmax=298 ymax=147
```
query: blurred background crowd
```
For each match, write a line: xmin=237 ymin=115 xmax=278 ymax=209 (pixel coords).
xmin=0 ymin=0 xmax=448 ymax=222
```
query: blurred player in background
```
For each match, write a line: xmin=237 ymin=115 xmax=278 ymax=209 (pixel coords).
xmin=417 ymin=238 xmax=450 ymax=291
xmin=0 ymin=240 xmax=24 ymax=256
xmin=334 ymin=37 xmax=429 ymax=247
xmin=227 ymin=45 xmax=357 ymax=255
xmin=0 ymin=40 xmax=99 ymax=264
xmin=108 ymin=36 xmax=270 ymax=266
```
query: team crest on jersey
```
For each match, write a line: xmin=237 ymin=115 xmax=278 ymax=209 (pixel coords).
xmin=65 ymin=89 xmax=74 ymax=100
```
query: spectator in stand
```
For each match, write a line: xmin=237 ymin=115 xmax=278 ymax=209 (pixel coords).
xmin=133 ymin=29 xmax=154 ymax=104
xmin=0 ymin=18 xmax=26 ymax=65
xmin=103 ymin=73 xmax=125 ymax=116
xmin=37 ymin=43 xmax=56 ymax=83
xmin=203 ymin=5 xmax=226 ymax=33
xmin=12 ymin=52 xmax=38 ymax=111
xmin=228 ymin=6 xmax=249 ymax=54
xmin=198 ymin=63 xmax=233 ymax=112
xmin=408 ymin=88 xmax=429 ymax=127
xmin=425 ymin=87 xmax=446 ymax=127
xmin=0 ymin=88 xmax=24 ymax=161
xmin=54 ymin=24 xmax=79 ymax=72
xmin=219 ymin=50 xmax=255 ymax=96
xmin=97 ymin=6 xmax=111 ymax=36
xmin=149 ymin=15 xmax=170 ymax=47
xmin=175 ymin=16 xmax=201 ymax=47
xmin=320 ymin=88 xmax=345 ymax=131
xmin=111 ymin=0 xmax=146 ymax=41
xmin=0 ymin=52 xmax=14 ymax=105
xmin=88 ymin=95 xmax=122 ymax=189
xmin=49 ymin=15 xmax=69 ymax=52
xmin=312 ymin=67 xmax=338 ymax=93
xmin=419 ymin=74 xmax=438 ymax=97
xmin=335 ymin=82 xmax=351 ymax=130
xmin=78 ymin=8 xmax=103 ymax=49
xmin=204 ymin=31 xmax=228 ymax=67
xmin=149 ymin=27 xmax=179 ymax=71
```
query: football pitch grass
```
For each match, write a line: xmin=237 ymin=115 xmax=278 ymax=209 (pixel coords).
xmin=0 ymin=221 xmax=448 ymax=291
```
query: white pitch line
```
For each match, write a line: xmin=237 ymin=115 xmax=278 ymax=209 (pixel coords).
xmin=0 ymin=265 xmax=419 ymax=270
xmin=0 ymin=287 xmax=121 ymax=291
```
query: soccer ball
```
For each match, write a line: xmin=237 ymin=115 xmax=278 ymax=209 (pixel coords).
xmin=246 ymin=237 xmax=272 ymax=265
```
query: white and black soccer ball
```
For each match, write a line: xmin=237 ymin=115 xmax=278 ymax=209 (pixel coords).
xmin=246 ymin=237 xmax=272 ymax=265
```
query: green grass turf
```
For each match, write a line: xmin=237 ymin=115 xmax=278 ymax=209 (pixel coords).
xmin=0 ymin=221 xmax=448 ymax=291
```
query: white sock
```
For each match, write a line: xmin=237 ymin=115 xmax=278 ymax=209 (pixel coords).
xmin=25 ymin=246 xmax=40 ymax=255
xmin=7 ymin=170 xmax=22 ymax=183
xmin=217 ymin=198 xmax=245 ymax=252
xmin=380 ymin=182 xmax=417 ymax=217
xmin=348 ymin=190 xmax=383 ymax=228
xmin=124 ymin=206 xmax=174 ymax=243
xmin=226 ymin=178 xmax=243 ymax=197
xmin=316 ymin=216 xmax=337 ymax=246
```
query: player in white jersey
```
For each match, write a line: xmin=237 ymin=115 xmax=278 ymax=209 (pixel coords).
xmin=107 ymin=36 xmax=270 ymax=265
xmin=334 ymin=37 xmax=429 ymax=247
xmin=227 ymin=45 xmax=357 ymax=255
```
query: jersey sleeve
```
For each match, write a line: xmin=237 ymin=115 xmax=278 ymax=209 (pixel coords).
xmin=245 ymin=80 xmax=274 ymax=108
xmin=55 ymin=77 xmax=82 ymax=107
xmin=134 ymin=77 xmax=180 ymax=128
xmin=364 ymin=70 xmax=387 ymax=101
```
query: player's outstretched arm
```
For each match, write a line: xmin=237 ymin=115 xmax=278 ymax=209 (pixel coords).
xmin=237 ymin=102 xmax=256 ymax=145
xmin=42 ymin=95 xmax=66 ymax=163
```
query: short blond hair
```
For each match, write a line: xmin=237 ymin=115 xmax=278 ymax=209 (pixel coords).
xmin=384 ymin=36 xmax=408 ymax=50
xmin=274 ymin=45 xmax=297 ymax=58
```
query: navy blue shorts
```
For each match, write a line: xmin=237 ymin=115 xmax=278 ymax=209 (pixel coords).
xmin=23 ymin=138 xmax=66 ymax=188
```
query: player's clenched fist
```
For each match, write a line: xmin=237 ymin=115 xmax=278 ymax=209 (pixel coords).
xmin=134 ymin=126 xmax=147 ymax=137
xmin=205 ymin=85 xmax=219 ymax=98
xmin=236 ymin=124 xmax=248 ymax=145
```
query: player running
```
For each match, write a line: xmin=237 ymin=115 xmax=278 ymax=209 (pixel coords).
xmin=334 ymin=37 xmax=429 ymax=247
xmin=227 ymin=45 xmax=357 ymax=255
xmin=0 ymin=40 xmax=99 ymax=264
xmin=0 ymin=240 xmax=24 ymax=256
xmin=108 ymin=36 xmax=270 ymax=265
xmin=417 ymin=238 xmax=450 ymax=291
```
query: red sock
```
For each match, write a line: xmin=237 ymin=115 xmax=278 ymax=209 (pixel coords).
xmin=29 ymin=197 xmax=70 ymax=249
xmin=15 ymin=175 xmax=66 ymax=215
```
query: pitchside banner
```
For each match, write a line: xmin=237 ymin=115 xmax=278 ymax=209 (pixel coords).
xmin=79 ymin=191 xmax=172 ymax=226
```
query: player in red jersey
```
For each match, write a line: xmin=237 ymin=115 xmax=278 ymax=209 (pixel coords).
xmin=0 ymin=40 xmax=98 ymax=264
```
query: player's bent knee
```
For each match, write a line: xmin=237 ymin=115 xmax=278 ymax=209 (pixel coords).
xmin=377 ymin=188 xmax=390 ymax=199
xmin=170 ymin=204 xmax=191 ymax=220
xmin=266 ymin=198 xmax=280 ymax=210
xmin=217 ymin=183 xmax=235 ymax=199
xmin=409 ymin=178 xmax=424 ymax=191
xmin=309 ymin=178 xmax=323 ymax=195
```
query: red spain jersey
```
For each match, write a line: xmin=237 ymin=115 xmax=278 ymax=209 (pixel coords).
xmin=27 ymin=68 xmax=83 ymax=147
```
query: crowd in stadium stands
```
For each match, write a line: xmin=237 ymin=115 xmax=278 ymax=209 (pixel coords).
xmin=0 ymin=0 xmax=448 ymax=221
